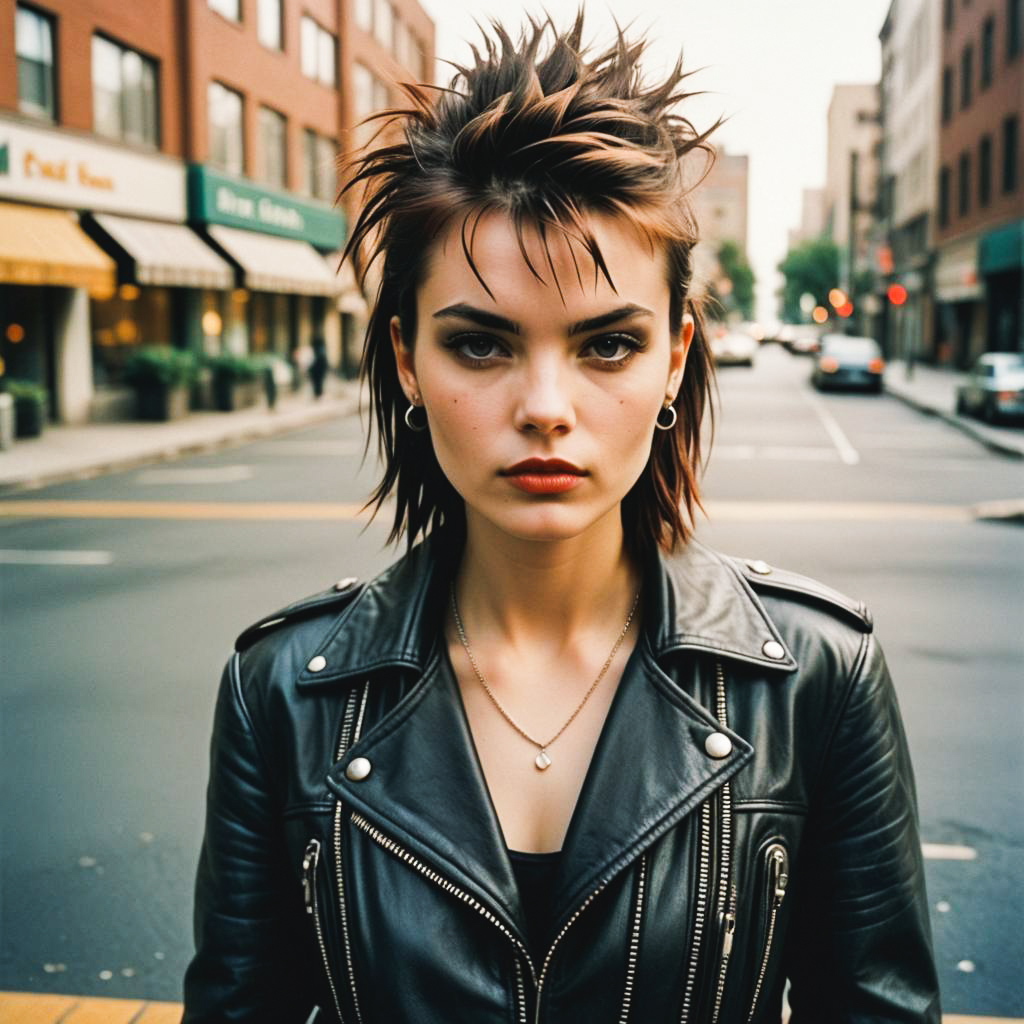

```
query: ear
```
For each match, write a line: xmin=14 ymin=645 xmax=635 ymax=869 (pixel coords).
xmin=390 ymin=315 xmax=420 ymax=403
xmin=665 ymin=312 xmax=695 ymax=401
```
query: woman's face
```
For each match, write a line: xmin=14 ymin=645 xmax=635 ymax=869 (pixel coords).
xmin=391 ymin=211 xmax=692 ymax=548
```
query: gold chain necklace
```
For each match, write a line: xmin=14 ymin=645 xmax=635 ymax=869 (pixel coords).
xmin=450 ymin=583 xmax=641 ymax=772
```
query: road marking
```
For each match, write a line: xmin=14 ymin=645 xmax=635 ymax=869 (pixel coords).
xmin=0 ymin=549 xmax=113 ymax=565
xmin=135 ymin=465 xmax=253 ymax=484
xmin=715 ymin=445 xmax=839 ymax=462
xmin=802 ymin=391 xmax=861 ymax=465
xmin=704 ymin=502 xmax=973 ymax=523
xmin=0 ymin=500 xmax=369 ymax=521
xmin=922 ymin=843 xmax=978 ymax=861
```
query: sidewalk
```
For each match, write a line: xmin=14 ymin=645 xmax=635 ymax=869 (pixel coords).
xmin=884 ymin=360 xmax=1024 ymax=460
xmin=0 ymin=379 xmax=364 ymax=494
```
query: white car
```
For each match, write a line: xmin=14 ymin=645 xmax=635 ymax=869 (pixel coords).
xmin=710 ymin=331 xmax=757 ymax=367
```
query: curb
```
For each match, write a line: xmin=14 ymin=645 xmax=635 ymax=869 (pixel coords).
xmin=972 ymin=499 xmax=1024 ymax=524
xmin=884 ymin=384 xmax=1024 ymax=460
xmin=0 ymin=392 xmax=364 ymax=496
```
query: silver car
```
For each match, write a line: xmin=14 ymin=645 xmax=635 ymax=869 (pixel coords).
xmin=955 ymin=353 xmax=1024 ymax=423
xmin=811 ymin=334 xmax=885 ymax=392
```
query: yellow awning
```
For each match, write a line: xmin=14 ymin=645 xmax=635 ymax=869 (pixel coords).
xmin=0 ymin=201 xmax=116 ymax=292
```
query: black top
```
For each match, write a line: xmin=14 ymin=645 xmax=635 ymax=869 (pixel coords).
xmin=508 ymin=848 xmax=561 ymax=956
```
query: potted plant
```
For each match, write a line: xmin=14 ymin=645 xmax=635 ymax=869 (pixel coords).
xmin=3 ymin=378 xmax=49 ymax=437
xmin=123 ymin=346 xmax=197 ymax=421
xmin=206 ymin=354 xmax=263 ymax=412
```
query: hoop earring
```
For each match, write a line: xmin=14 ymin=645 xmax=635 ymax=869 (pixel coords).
xmin=404 ymin=403 xmax=428 ymax=432
xmin=655 ymin=404 xmax=677 ymax=431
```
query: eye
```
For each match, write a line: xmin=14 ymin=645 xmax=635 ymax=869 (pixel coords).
xmin=445 ymin=333 xmax=508 ymax=364
xmin=583 ymin=334 xmax=642 ymax=364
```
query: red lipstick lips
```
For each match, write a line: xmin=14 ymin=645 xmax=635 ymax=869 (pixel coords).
xmin=501 ymin=458 xmax=586 ymax=495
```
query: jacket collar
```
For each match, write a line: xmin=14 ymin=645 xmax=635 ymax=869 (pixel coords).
xmin=297 ymin=534 xmax=796 ymax=689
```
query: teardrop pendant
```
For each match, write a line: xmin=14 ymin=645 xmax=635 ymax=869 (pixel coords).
xmin=534 ymin=749 xmax=552 ymax=771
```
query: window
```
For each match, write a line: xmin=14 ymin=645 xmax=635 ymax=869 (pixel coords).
xmin=300 ymin=16 xmax=336 ymax=86
xmin=939 ymin=166 xmax=951 ymax=227
xmin=208 ymin=0 xmax=240 ymax=21
xmin=354 ymin=0 xmax=373 ymax=31
xmin=981 ymin=17 xmax=995 ymax=87
xmin=944 ymin=0 xmax=954 ymax=29
xmin=16 ymin=5 xmax=56 ymax=120
xmin=259 ymin=106 xmax=286 ymax=188
xmin=92 ymin=35 xmax=159 ymax=146
xmin=960 ymin=44 xmax=973 ymax=108
xmin=941 ymin=66 xmax=954 ymax=121
xmin=303 ymin=129 xmax=338 ymax=200
xmin=257 ymin=0 xmax=282 ymax=50
xmin=374 ymin=0 xmax=394 ymax=49
xmin=979 ymin=135 xmax=992 ymax=206
xmin=1004 ymin=115 xmax=1020 ymax=192
xmin=208 ymin=81 xmax=244 ymax=175
xmin=1010 ymin=0 xmax=1023 ymax=59
xmin=352 ymin=62 xmax=389 ymax=120
xmin=958 ymin=151 xmax=970 ymax=216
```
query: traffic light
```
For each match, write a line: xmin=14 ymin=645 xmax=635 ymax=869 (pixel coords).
xmin=887 ymin=283 xmax=908 ymax=306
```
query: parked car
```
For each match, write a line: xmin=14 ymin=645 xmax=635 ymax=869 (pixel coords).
xmin=955 ymin=353 xmax=1024 ymax=423
xmin=710 ymin=330 xmax=758 ymax=367
xmin=811 ymin=334 xmax=885 ymax=392
xmin=786 ymin=325 xmax=822 ymax=355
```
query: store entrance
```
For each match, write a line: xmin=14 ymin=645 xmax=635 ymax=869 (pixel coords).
xmin=1 ymin=284 xmax=57 ymax=418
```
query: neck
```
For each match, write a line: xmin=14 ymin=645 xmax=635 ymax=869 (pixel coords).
xmin=453 ymin=507 xmax=639 ymax=649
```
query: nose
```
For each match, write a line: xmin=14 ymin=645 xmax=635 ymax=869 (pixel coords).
xmin=513 ymin=356 xmax=576 ymax=436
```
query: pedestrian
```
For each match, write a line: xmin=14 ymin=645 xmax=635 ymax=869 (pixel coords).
xmin=309 ymin=335 xmax=329 ymax=399
xmin=183 ymin=14 xmax=940 ymax=1023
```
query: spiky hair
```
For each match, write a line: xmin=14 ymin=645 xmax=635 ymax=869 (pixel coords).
xmin=341 ymin=12 xmax=719 ymax=555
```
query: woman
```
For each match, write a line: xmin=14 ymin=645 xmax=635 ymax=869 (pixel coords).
xmin=183 ymin=15 xmax=940 ymax=1023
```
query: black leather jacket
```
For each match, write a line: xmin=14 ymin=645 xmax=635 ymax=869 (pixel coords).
xmin=183 ymin=537 xmax=940 ymax=1023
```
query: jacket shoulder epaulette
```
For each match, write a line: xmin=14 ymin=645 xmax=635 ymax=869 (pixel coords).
xmin=733 ymin=557 xmax=873 ymax=633
xmin=235 ymin=576 xmax=363 ymax=652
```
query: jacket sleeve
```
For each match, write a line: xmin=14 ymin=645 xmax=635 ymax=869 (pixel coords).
xmin=785 ymin=633 xmax=941 ymax=1023
xmin=182 ymin=654 xmax=310 ymax=1022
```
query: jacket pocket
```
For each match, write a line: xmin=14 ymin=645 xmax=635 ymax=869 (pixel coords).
xmin=745 ymin=839 xmax=790 ymax=1022
xmin=303 ymin=837 xmax=346 ymax=1023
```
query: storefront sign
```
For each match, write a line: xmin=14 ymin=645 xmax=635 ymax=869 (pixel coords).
xmin=935 ymin=236 xmax=982 ymax=302
xmin=0 ymin=114 xmax=186 ymax=220
xmin=188 ymin=164 xmax=344 ymax=250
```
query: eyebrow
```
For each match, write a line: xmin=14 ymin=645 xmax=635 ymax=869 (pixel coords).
xmin=431 ymin=303 xmax=654 ymax=336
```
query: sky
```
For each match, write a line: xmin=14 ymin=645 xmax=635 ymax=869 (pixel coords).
xmin=417 ymin=0 xmax=893 ymax=322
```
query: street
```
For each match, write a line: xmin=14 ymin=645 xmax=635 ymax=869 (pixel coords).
xmin=1 ymin=344 xmax=1022 ymax=1015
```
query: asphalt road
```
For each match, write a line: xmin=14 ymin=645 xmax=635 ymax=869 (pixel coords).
xmin=1 ymin=344 xmax=1022 ymax=1014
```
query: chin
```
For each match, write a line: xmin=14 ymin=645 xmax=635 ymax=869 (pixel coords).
xmin=475 ymin=502 xmax=619 ymax=545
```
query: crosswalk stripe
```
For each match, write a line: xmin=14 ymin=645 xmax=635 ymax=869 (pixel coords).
xmin=0 ymin=549 xmax=113 ymax=565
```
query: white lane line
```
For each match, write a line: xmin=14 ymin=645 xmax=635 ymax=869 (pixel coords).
xmin=135 ymin=466 xmax=253 ymax=485
xmin=0 ymin=549 xmax=114 ymax=565
xmin=714 ymin=445 xmax=839 ymax=462
xmin=921 ymin=843 xmax=978 ymax=861
xmin=802 ymin=391 xmax=860 ymax=465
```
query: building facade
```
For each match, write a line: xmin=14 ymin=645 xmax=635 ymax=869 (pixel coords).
xmin=935 ymin=0 xmax=1023 ymax=365
xmin=0 ymin=0 xmax=434 ymax=423
xmin=787 ymin=187 xmax=826 ymax=250
xmin=877 ymin=0 xmax=943 ymax=362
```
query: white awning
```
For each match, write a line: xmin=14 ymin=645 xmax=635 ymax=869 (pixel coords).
xmin=92 ymin=213 xmax=234 ymax=289
xmin=207 ymin=224 xmax=340 ymax=295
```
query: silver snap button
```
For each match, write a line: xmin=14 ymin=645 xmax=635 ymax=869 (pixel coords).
xmin=307 ymin=655 xmax=327 ymax=673
xmin=345 ymin=757 xmax=372 ymax=781
xmin=746 ymin=559 xmax=772 ymax=575
xmin=705 ymin=732 xmax=732 ymax=759
xmin=762 ymin=640 xmax=785 ymax=660
xmin=334 ymin=577 xmax=358 ymax=592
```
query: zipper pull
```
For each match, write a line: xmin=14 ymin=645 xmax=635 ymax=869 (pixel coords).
xmin=721 ymin=909 xmax=737 ymax=957
xmin=768 ymin=846 xmax=789 ymax=908
xmin=302 ymin=838 xmax=321 ymax=915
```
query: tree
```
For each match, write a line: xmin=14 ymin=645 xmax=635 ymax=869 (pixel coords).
xmin=712 ymin=241 xmax=756 ymax=321
xmin=778 ymin=238 xmax=841 ymax=322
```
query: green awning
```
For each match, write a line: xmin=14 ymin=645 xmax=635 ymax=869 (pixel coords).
xmin=980 ymin=219 xmax=1024 ymax=274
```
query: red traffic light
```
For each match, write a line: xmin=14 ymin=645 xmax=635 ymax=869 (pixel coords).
xmin=837 ymin=300 xmax=854 ymax=318
xmin=887 ymin=283 xmax=908 ymax=306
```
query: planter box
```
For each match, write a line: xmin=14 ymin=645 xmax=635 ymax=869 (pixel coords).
xmin=136 ymin=383 xmax=190 ymax=422
xmin=213 ymin=377 xmax=259 ymax=412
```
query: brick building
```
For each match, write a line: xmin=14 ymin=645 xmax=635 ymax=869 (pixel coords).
xmin=935 ymin=0 xmax=1023 ymax=364
xmin=0 ymin=0 xmax=433 ymax=423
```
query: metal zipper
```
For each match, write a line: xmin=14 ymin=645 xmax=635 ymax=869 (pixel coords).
xmin=618 ymin=853 xmax=648 ymax=1023
xmin=303 ymin=837 xmax=345 ymax=1023
xmin=333 ymin=682 xmax=369 ymax=1024
xmin=708 ymin=659 xmax=735 ymax=1024
xmin=349 ymin=811 xmax=538 ymax=987
xmin=746 ymin=842 xmax=789 ymax=1023
xmin=513 ymin=956 xmax=528 ymax=1024
xmin=678 ymin=799 xmax=712 ymax=1023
